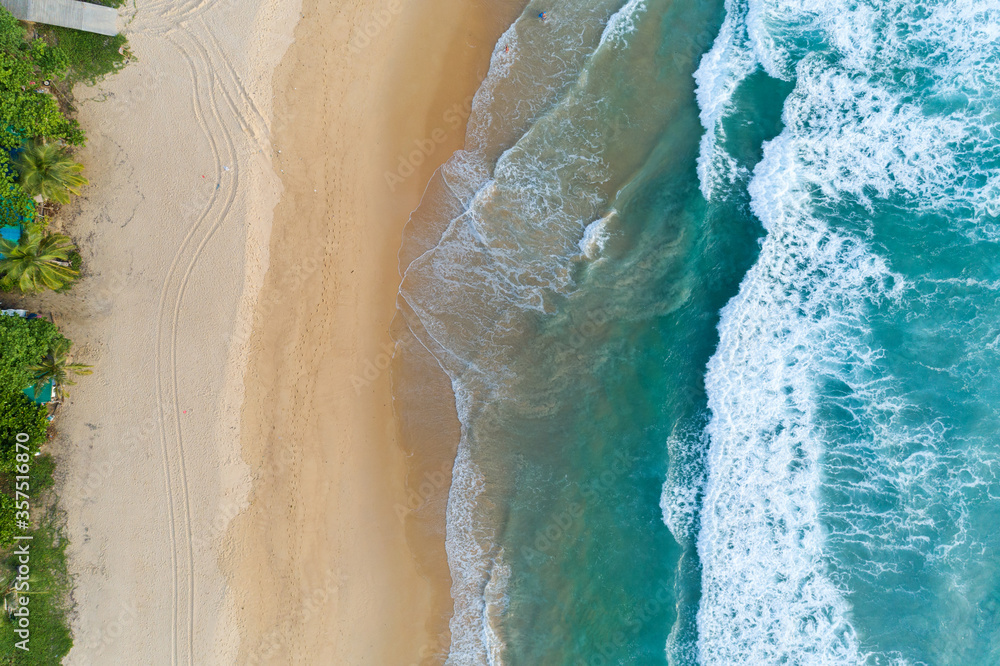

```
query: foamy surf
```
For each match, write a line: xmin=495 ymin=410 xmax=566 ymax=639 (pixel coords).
xmin=396 ymin=0 xmax=1000 ymax=659
xmin=692 ymin=0 xmax=1000 ymax=662
xmin=400 ymin=2 xmax=645 ymax=663
xmin=578 ymin=210 xmax=615 ymax=260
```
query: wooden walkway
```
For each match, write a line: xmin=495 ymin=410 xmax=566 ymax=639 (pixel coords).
xmin=0 ymin=0 xmax=117 ymax=36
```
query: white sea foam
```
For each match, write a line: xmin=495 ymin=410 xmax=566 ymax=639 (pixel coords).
xmin=445 ymin=444 xmax=497 ymax=666
xmin=693 ymin=0 xmax=1000 ymax=661
xmin=578 ymin=210 xmax=615 ymax=260
xmin=697 ymin=211 xmax=891 ymax=664
xmin=660 ymin=424 xmax=709 ymax=546
xmin=598 ymin=0 xmax=648 ymax=48
xmin=778 ymin=63 xmax=967 ymax=210
xmin=400 ymin=2 xmax=644 ymax=663
xmin=693 ymin=0 xmax=758 ymax=198
xmin=482 ymin=552 xmax=511 ymax=666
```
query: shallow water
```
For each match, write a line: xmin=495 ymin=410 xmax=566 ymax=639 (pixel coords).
xmin=395 ymin=0 xmax=1000 ymax=663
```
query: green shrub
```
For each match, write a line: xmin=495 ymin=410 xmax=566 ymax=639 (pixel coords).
xmin=0 ymin=455 xmax=57 ymax=547
xmin=0 ymin=394 xmax=47 ymax=474
xmin=0 ymin=493 xmax=13 ymax=547
xmin=0 ymin=8 xmax=84 ymax=148
xmin=0 ymin=161 xmax=34 ymax=228
xmin=40 ymin=27 xmax=131 ymax=86
xmin=25 ymin=453 xmax=54 ymax=493
xmin=0 ymin=8 xmax=23 ymax=54
xmin=0 ymin=53 xmax=80 ymax=150
xmin=0 ymin=315 xmax=61 ymax=396
xmin=29 ymin=39 xmax=69 ymax=82
xmin=0 ymin=519 xmax=73 ymax=663
xmin=0 ymin=7 xmax=100 ymax=225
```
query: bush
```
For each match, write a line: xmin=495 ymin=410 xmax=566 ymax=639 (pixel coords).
xmin=0 ymin=519 xmax=73 ymax=663
xmin=39 ymin=27 xmax=131 ymax=87
xmin=0 ymin=493 xmax=13 ymax=547
xmin=0 ymin=7 xmax=101 ymax=225
xmin=0 ymin=454 xmax=58 ymax=548
xmin=25 ymin=452 xmax=54 ymax=493
xmin=0 ymin=8 xmax=85 ymax=149
xmin=29 ymin=38 xmax=69 ymax=81
xmin=0 ymin=8 xmax=23 ymax=54
xmin=0 ymin=12 xmax=83 ymax=148
xmin=0 ymin=315 xmax=61 ymax=396
xmin=0 ymin=161 xmax=34 ymax=228
xmin=0 ymin=393 xmax=47 ymax=474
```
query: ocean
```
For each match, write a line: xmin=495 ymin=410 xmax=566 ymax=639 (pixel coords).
xmin=395 ymin=0 xmax=1000 ymax=663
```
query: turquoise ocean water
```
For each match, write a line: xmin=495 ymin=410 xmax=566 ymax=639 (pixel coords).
xmin=395 ymin=0 xmax=1000 ymax=663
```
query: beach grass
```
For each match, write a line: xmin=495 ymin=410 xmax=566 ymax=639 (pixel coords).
xmin=34 ymin=0 xmax=132 ymax=89
xmin=39 ymin=26 xmax=131 ymax=87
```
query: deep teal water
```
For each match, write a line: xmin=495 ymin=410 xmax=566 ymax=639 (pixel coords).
xmin=396 ymin=0 xmax=1000 ymax=663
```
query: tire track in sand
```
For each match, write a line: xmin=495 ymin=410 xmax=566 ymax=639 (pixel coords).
xmin=153 ymin=23 xmax=240 ymax=663
xmin=167 ymin=28 xmax=247 ymax=663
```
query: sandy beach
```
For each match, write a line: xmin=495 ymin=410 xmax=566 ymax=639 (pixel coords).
xmin=39 ymin=0 xmax=298 ymax=662
xmin=25 ymin=0 xmax=522 ymax=663
xmin=21 ymin=0 xmax=995 ymax=663
xmin=224 ymin=1 xmax=524 ymax=663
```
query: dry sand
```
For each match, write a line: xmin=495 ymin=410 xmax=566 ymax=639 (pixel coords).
xmin=35 ymin=0 xmax=522 ymax=664
xmin=42 ymin=0 xmax=299 ymax=663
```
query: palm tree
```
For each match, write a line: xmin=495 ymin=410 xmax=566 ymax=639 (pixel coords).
xmin=29 ymin=337 xmax=92 ymax=402
xmin=14 ymin=140 xmax=88 ymax=205
xmin=0 ymin=228 xmax=78 ymax=292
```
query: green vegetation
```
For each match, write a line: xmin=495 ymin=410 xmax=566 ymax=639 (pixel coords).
xmin=0 ymin=314 xmax=79 ymax=661
xmin=0 ymin=313 xmax=61 ymax=490
xmin=0 ymin=228 xmax=79 ymax=292
xmin=0 ymin=394 xmax=47 ymax=473
xmin=41 ymin=27 xmax=130 ymax=87
xmin=0 ymin=2 xmax=134 ymax=297
xmin=15 ymin=140 xmax=88 ymax=204
xmin=0 ymin=189 xmax=82 ymax=664
xmin=30 ymin=336 xmax=91 ymax=401
xmin=0 ymin=171 xmax=34 ymax=229
xmin=0 ymin=494 xmax=14 ymax=547
xmin=0 ymin=496 xmax=73 ymax=664
xmin=0 ymin=314 xmax=61 ymax=393
xmin=36 ymin=0 xmax=132 ymax=88
xmin=0 ymin=11 xmax=83 ymax=150
xmin=0 ymin=3 xmax=127 ymax=661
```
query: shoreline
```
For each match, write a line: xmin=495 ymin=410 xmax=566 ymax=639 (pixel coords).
xmin=223 ymin=0 xmax=524 ymax=662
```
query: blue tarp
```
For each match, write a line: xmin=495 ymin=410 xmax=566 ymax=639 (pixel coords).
xmin=0 ymin=225 xmax=20 ymax=242
xmin=0 ymin=224 xmax=20 ymax=258
xmin=23 ymin=379 xmax=53 ymax=404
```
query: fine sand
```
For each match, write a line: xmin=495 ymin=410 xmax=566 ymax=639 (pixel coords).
xmin=224 ymin=0 xmax=525 ymax=664
xmin=38 ymin=0 xmax=522 ymax=664
xmin=44 ymin=0 xmax=299 ymax=663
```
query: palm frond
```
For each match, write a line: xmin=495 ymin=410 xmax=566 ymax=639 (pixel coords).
xmin=14 ymin=140 xmax=89 ymax=204
xmin=0 ymin=228 xmax=78 ymax=293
